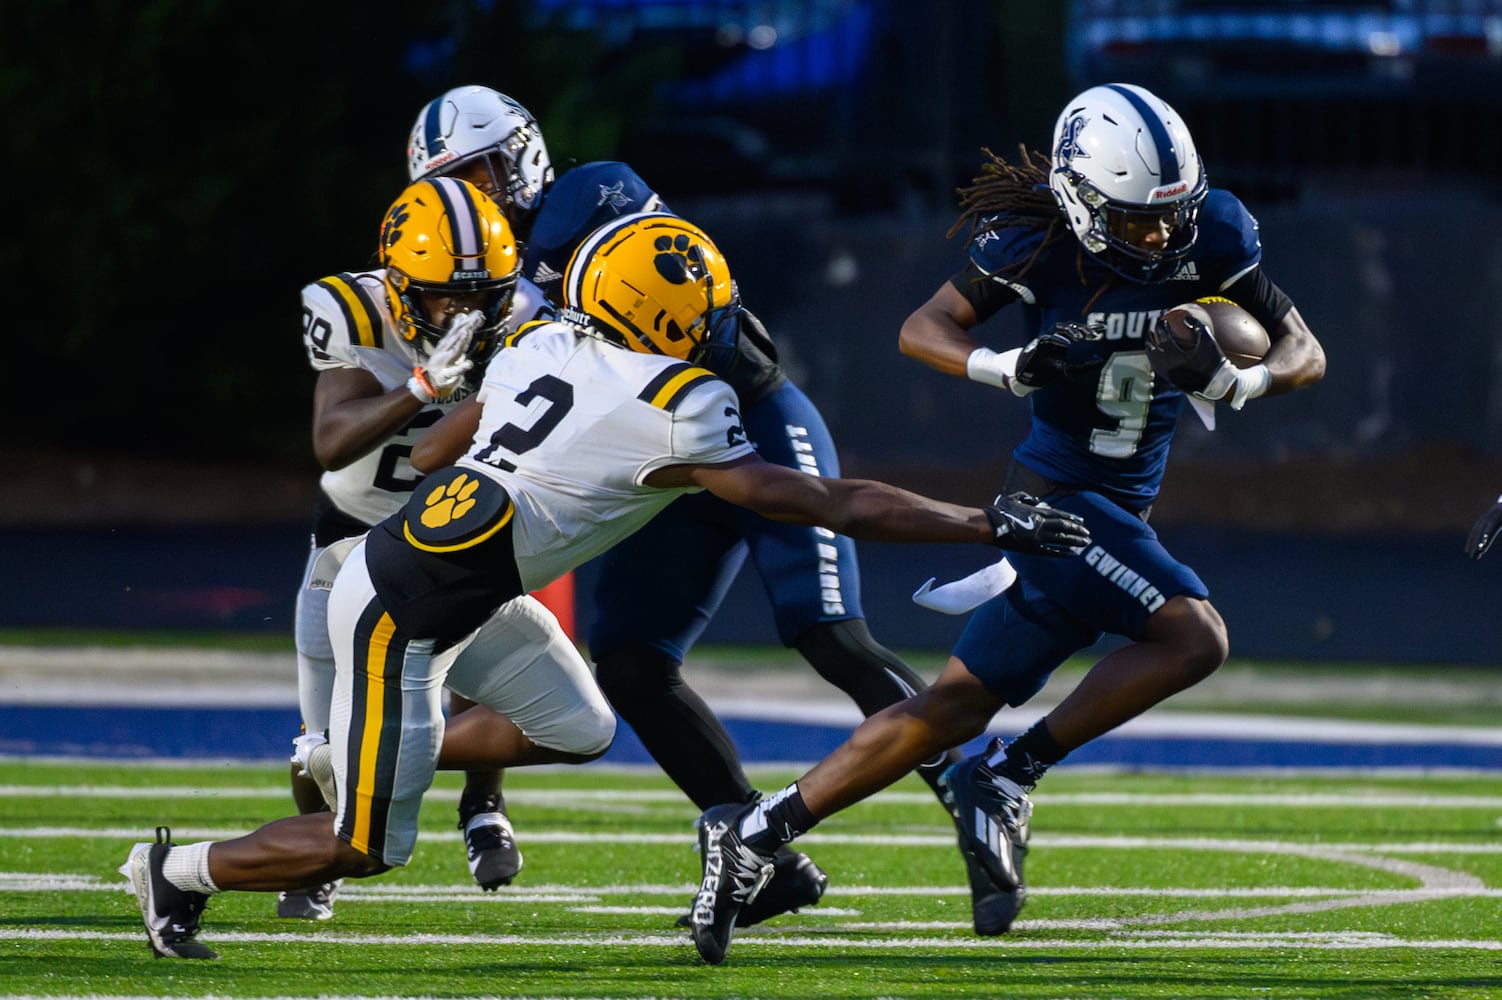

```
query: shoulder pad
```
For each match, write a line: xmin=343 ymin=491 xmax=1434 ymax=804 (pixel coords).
xmin=523 ymin=160 xmax=668 ymax=289
xmin=968 ymin=220 xmax=1048 ymax=276
xmin=307 ymin=272 xmax=386 ymax=350
xmin=502 ymin=317 xmax=555 ymax=350
xmin=1191 ymin=189 xmax=1263 ymax=277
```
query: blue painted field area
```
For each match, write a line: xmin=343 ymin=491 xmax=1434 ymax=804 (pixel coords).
xmin=4 ymin=701 xmax=1498 ymax=771
xmin=4 ymin=523 xmax=1499 ymax=772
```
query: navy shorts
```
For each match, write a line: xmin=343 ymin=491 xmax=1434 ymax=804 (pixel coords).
xmin=954 ymin=489 xmax=1208 ymax=705
xmin=588 ymin=380 xmax=864 ymax=661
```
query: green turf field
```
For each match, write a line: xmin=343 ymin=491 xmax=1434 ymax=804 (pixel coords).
xmin=2 ymin=758 xmax=1499 ymax=999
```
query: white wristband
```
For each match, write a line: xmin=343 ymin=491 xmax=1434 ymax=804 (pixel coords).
xmin=966 ymin=347 xmax=1032 ymax=396
xmin=1228 ymin=364 xmax=1272 ymax=410
xmin=407 ymin=371 xmax=437 ymax=403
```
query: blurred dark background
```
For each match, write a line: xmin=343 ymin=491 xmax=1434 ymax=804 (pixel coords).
xmin=6 ymin=0 xmax=1502 ymax=661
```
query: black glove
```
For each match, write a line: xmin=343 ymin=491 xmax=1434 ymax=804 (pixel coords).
xmin=1466 ymin=500 xmax=1502 ymax=560
xmin=1145 ymin=310 xmax=1229 ymax=395
xmin=984 ymin=492 xmax=1091 ymax=557
xmin=1014 ymin=321 xmax=1104 ymax=390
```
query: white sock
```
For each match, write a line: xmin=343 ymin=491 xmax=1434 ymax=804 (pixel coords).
xmin=162 ymin=841 xmax=220 ymax=895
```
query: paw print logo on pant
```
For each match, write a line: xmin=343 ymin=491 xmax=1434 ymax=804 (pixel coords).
xmin=421 ymin=473 xmax=480 ymax=529
xmin=653 ymin=234 xmax=709 ymax=284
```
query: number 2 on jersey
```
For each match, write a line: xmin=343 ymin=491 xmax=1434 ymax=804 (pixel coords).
xmin=473 ymin=374 xmax=575 ymax=471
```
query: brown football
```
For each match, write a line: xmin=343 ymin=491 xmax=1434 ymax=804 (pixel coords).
xmin=1158 ymin=298 xmax=1270 ymax=368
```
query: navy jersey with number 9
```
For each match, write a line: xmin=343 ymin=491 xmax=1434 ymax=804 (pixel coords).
xmin=967 ymin=189 xmax=1263 ymax=509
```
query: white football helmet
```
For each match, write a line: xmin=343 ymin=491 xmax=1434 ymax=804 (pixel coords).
xmin=406 ymin=86 xmax=554 ymax=237
xmin=1048 ymin=83 xmax=1207 ymax=283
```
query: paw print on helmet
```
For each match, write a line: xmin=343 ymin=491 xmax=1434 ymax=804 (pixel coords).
xmin=653 ymin=233 xmax=709 ymax=284
xmin=421 ymin=472 xmax=481 ymax=529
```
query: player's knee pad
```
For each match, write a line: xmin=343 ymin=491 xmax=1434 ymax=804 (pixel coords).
xmin=530 ymin=698 xmax=616 ymax=759
xmin=450 ymin=596 xmax=616 ymax=758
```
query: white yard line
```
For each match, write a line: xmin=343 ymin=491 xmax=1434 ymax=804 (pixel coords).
xmin=10 ymin=873 xmax=1502 ymax=902
xmin=712 ymin=700 xmax=1502 ymax=746
xmin=9 ymin=827 xmax=1499 ymax=955
xmin=7 ymin=927 xmax=1502 ymax=951
xmin=8 ymin=785 xmax=1497 ymax=957
xmin=5 ymin=784 xmax=1502 ymax=809
xmin=5 ymin=826 xmax=1502 ymax=857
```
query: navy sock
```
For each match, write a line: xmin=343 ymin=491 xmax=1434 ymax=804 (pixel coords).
xmin=987 ymin=719 xmax=1067 ymax=789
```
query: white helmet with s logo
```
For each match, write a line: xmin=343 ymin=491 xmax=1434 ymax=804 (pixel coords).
xmin=1048 ymin=83 xmax=1207 ymax=283
xmin=407 ymin=86 xmax=554 ymax=240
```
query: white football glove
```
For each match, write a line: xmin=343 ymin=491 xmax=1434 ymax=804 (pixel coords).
xmin=407 ymin=310 xmax=482 ymax=402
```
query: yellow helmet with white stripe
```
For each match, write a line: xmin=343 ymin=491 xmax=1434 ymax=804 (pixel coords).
xmin=378 ymin=176 xmax=518 ymax=364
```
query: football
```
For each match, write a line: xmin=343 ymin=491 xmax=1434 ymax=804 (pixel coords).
xmin=1157 ymin=297 xmax=1270 ymax=368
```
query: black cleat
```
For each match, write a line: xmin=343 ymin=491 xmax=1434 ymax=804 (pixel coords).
xmin=118 ymin=827 xmax=217 ymax=960
xmin=460 ymin=793 xmax=523 ymax=890
xmin=687 ymin=803 xmax=775 ymax=965
xmin=963 ymin=849 xmax=1027 ymax=935
xmin=735 ymin=848 xmax=828 ymax=927
xmin=677 ymin=846 xmax=829 ymax=929
xmin=939 ymin=752 xmax=1032 ymax=894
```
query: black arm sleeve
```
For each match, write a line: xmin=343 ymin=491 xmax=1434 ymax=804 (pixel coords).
xmin=948 ymin=259 xmax=1023 ymax=325
xmin=1221 ymin=268 xmax=1295 ymax=338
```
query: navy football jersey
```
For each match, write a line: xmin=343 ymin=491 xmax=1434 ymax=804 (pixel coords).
xmin=522 ymin=161 xmax=666 ymax=294
xmin=521 ymin=160 xmax=786 ymax=405
xmin=964 ymin=189 xmax=1263 ymax=508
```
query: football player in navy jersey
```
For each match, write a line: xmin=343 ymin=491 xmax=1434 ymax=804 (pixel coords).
xmin=404 ymin=85 xmax=1022 ymax=930
xmin=684 ymin=83 xmax=1326 ymax=965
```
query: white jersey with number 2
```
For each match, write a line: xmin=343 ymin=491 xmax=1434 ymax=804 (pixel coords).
xmin=455 ymin=321 xmax=754 ymax=592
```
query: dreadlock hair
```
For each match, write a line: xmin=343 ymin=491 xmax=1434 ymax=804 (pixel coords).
xmin=948 ymin=145 xmax=1059 ymax=241
xmin=949 ymin=144 xmax=1113 ymax=312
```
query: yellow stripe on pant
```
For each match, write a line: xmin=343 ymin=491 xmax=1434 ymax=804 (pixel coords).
xmin=350 ymin=611 xmax=396 ymax=856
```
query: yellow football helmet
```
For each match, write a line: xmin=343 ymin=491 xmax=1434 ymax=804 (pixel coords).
xmin=378 ymin=176 xmax=518 ymax=364
xmin=561 ymin=212 xmax=736 ymax=360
